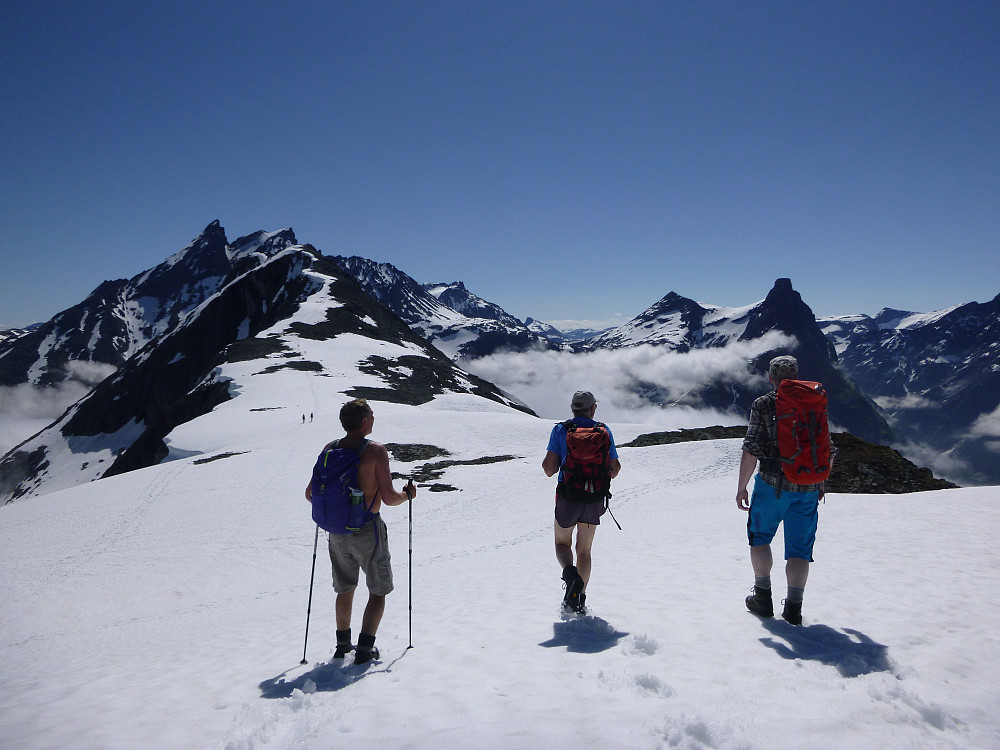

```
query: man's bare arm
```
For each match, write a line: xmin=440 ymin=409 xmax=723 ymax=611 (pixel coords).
xmin=370 ymin=442 xmax=415 ymax=506
xmin=542 ymin=450 xmax=561 ymax=477
xmin=736 ymin=451 xmax=758 ymax=511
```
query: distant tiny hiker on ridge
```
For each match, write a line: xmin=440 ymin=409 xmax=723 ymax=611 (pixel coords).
xmin=542 ymin=390 xmax=620 ymax=615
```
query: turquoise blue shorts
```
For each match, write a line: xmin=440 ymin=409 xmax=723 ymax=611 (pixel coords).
xmin=746 ymin=474 xmax=819 ymax=561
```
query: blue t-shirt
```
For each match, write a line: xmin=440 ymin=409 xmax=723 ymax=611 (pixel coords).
xmin=546 ymin=417 xmax=618 ymax=482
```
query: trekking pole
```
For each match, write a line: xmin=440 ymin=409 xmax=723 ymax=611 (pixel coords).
xmin=407 ymin=478 xmax=415 ymax=649
xmin=300 ymin=525 xmax=320 ymax=665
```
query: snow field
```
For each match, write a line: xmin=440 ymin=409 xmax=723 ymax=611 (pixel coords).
xmin=2 ymin=377 xmax=999 ymax=748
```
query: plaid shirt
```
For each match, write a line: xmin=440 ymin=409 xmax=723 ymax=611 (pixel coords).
xmin=742 ymin=391 xmax=835 ymax=493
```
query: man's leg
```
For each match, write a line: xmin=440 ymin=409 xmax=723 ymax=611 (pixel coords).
xmin=554 ymin=520 xmax=585 ymax=610
xmin=354 ymin=594 xmax=386 ymax=664
xmin=750 ymin=544 xmax=773 ymax=578
xmin=781 ymin=558 xmax=808 ymax=625
xmin=780 ymin=490 xmax=818 ymax=625
xmin=554 ymin=519 xmax=575 ymax=569
xmin=746 ymin=544 xmax=775 ymax=617
xmin=574 ymin=522 xmax=597 ymax=590
xmin=360 ymin=593 xmax=386 ymax=636
xmin=786 ymin=557 xmax=809 ymax=589
xmin=335 ymin=590 xmax=355 ymax=631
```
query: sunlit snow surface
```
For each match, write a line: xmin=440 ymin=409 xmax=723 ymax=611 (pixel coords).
xmin=2 ymin=362 xmax=999 ymax=748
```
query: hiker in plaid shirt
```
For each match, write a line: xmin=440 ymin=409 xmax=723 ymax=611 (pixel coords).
xmin=736 ymin=356 xmax=835 ymax=625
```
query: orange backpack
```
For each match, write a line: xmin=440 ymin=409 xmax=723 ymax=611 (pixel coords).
xmin=557 ymin=420 xmax=612 ymax=503
xmin=775 ymin=380 xmax=832 ymax=485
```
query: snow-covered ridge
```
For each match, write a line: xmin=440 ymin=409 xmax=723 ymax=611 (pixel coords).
xmin=0 ymin=244 xmax=525 ymax=503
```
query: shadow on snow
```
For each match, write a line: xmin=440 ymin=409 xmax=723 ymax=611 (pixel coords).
xmin=539 ymin=613 xmax=629 ymax=654
xmin=758 ymin=619 xmax=894 ymax=678
xmin=259 ymin=652 xmax=406 ymax=698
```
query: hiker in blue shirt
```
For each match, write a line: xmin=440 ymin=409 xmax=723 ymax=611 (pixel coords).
xmin=542 ymin=390 xmax=621 ymax=613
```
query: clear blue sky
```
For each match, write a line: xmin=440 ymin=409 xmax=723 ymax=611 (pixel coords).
xmin=2 ymin=1 xmax=997 ymax=330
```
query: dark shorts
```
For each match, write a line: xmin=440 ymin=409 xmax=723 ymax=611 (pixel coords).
xmin=554 ymin=492 xmax=606 ymax=528
xmin=746 ymin=474 xmax=819 ymax=561
xmin=328 ymin=515 xmax=393 ymax=595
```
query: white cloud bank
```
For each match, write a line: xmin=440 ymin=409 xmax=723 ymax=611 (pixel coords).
xmin=464 ymin=332 xmax=793 ymax=427
xmin=970 ymin=403 xmax=1000 ymax=438
xmin=0 ymin=362 xmax=116 ymax=455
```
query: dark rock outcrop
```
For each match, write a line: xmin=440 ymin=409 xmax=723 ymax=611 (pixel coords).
xmin=618 ymin=427 xmax=956 ymax=494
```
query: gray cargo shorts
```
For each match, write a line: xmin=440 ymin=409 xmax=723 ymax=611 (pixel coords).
xmin=327 ymin=515 xmax=394 ymax=595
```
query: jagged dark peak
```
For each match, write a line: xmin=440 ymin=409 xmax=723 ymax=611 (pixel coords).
xmin=425 ymin=281 xmax=521 ymax=325
xmin=741 ymin=278 xmax=819 ymax=342
xmin=645 ymin=291 xmax=705 ymax=316
xmin=129 ymin=221 xmax=231 ymax=292
xmin=334 ymin=255 xmax=412 ymax=286
xmin=230 ymin=228 xmax=298 ymax=260
xmin=331 ymin=255 xmax=455 ymax=327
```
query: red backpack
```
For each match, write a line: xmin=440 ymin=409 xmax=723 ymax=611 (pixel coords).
xmin=557 ymin=420 xmax=612 ymax=503
xmin=775 ymin=380 xmax=832 ymax=485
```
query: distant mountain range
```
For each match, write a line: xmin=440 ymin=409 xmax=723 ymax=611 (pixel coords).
xmin=2 ymin=221 xmax=997 ymax=496
xmin=819 ymin=298 xmax=1000 ymax=486
xmin=328 ymin=256 xmax=562 ymax=360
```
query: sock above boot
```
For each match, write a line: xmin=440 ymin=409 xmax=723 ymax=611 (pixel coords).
xmin=355 ymin=633 xmax=379 ymax=664
xmin=334 ymin=629 xmax=354 ymax=658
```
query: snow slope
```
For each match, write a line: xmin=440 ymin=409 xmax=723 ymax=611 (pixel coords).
xmin=2 ymin=390 xmax=999 ymax=748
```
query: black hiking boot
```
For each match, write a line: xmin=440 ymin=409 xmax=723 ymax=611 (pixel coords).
xmin=334 ymin=644 xmax=355 ymax=659
xmin=745 ymin=586 xmax=774 ymax=618
xmin=354 ymin=646 xmax=380 ymax=665
xmin=354 ymin=633 xmax=379 ymax=665
xmin=781 ymin=599 xmax=803 ymax=626
xmin=562 ymin=565 xmax=585 ymax=612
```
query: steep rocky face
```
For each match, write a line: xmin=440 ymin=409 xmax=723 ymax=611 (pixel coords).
xmin=0 ymin=221 xmax=298 ymax=389
xmin=331 ymin=255 xmax=461 ymax=327
xmin=332 ymin=257 xmax=557 ymax=359
xmin=423 ymin=281 xmax=523 ymax=327
xmin=0 ymin=279 xmax=130 ymax=387
xmin=738 ymin=279 xmax=894 ymax=445
xmin=740 ymin=278 xmax=838 ymax=365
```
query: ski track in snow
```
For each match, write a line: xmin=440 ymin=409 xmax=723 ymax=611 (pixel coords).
xmin=2 ymin=394 xmax=999 ymax=749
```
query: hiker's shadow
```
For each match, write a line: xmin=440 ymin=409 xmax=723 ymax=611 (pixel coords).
xmin=759 ymin=620 xmax=893 ymax=678
xmin=540 ymin=614 xmax=629 ymax=654
xmin=259 ymin=652 xmax=404 ymax=699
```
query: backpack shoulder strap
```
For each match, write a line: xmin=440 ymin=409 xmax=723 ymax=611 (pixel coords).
xmin=334 ymin=438 xmax=370 ymax=456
